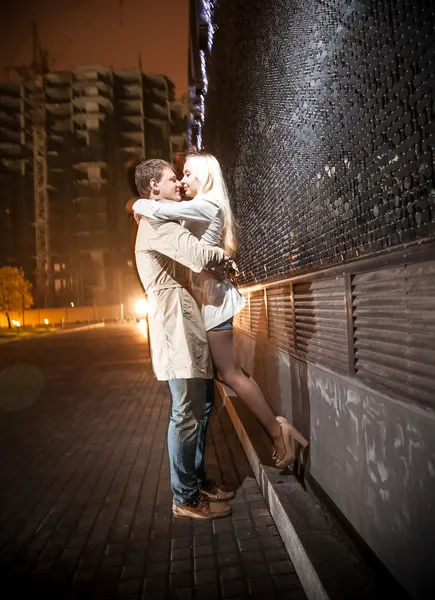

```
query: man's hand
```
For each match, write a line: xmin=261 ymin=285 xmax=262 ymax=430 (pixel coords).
xmin=204 ymin=258 xmax=239 ymax=281
xmin=204 ymin=264 xmax=227 ymax=281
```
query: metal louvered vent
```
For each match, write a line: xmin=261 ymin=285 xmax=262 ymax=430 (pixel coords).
xmin=294 ymin=278 xmax=348 ymax=373
xmin=266 ymin=285 xmax=295 ymax=353
xmin=235 ymin=291 xmax=250 ymax=333
xmin=250 ymin=290 xmax=267 ymax=336
xmin=353 ymin=262 xmax=435 ymax=408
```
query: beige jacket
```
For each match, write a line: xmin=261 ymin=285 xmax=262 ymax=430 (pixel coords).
xmin=135 ymin=217 xmax=226 ymax=381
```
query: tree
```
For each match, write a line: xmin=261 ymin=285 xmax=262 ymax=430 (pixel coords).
xmin=0 ymin=267 xmax=33 ymax=328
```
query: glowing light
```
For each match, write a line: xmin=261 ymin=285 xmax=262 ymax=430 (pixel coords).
xmin=192 ymin=1 xmax=218 ymax=149
xmin=135 ymin=298 xmax=148 ymax=316
xmin=70 ymin=302 xmax=74 ymax=307
xmin=15 ymin=320 xmax=21 ymax=327
xmin=202 ymin=0 xmax=217 ymax=52
xmin=44 ymin=319 xmax=49 ymax=325
xmin=138 ymin=319 xmax=147 ymax=337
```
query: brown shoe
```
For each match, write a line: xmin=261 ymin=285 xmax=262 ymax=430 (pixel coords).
xmin=172 ymin=495 xmax=232 ymax=519
xmin=200 ymin=480 xmax=235 ymax=502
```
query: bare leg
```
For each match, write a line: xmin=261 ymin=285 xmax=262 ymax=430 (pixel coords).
xmin=207 ymin=329 xmax=285 ymax=454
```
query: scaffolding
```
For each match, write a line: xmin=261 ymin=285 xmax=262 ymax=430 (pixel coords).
xmin=27 ymin=71 xmax=52 ymax=306
xmin=32 ymin=124 xmax=50 ymax=298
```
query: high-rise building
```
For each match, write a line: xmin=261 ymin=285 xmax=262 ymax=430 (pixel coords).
xmin=0 ymin=66 xmax=184 ymax=307
xmin=0 ymin=82 xmax=34 ymax=279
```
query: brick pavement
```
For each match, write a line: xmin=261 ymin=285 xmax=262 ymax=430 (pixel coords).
xmin=0 ymin=324 xmax=306 ymax=600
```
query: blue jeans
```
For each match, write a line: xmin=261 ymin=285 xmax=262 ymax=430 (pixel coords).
xmin=167 ymin=378 xmax=214 ymax=506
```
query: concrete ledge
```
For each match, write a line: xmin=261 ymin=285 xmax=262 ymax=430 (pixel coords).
xmin=216 ymin=381 xmax=409 ymax=600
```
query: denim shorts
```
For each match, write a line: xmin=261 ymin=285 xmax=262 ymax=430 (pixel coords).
xmin=209 ymin=317 xmax=233 ymax=332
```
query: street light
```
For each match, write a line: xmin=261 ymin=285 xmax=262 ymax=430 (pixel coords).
xmin=135 ymin=298 xmax=148 ymax=318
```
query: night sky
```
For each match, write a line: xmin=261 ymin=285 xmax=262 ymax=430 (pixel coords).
xmin=0 ymin=0 xmax=190 ymax=95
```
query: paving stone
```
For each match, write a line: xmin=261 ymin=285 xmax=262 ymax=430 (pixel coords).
xmin=220 ymin=578 xmax=248 ymax=598
xmin=248 ymin=576 xmax=276 ymax=593
xmin=148 ymin=549 xmax=170 ymax=562
xmin=193 ymin=544 xmax=214 ymax=558
xmin=269 ymin=560 xmax=296 ymax=575
xmin=244 ymin=562 xmax=270 ymax=578
xmin=149 ymin=537 xmax=170 ymax=551
xmin=217 ymin=540 xmax=238 ymax=554
xmin=143 ymin=575 xmax=167 ymax=592
xmin=122 ymin=564 xmax=144 ymax=580
xmin=217 ymin=552 xmax=241 ymax=567
xmin=261 ymin=536 xmax=284 ymax=549
xmin=195 ymin=583 xmax=220 ymax=600
xmin=279 ymin=591 xmax=309 ymax=600
xmin=238 ymin=537 xmax=262 ymax=552
xmin=194 ymin=568 xmax=218 ymax=586
xmin=101 ymin=552 xmax=124 ymax=567
xmin=145 ymin=561 xmax=168 ymax=576
xmin=193 ymin=533 xmax=213 ymax=546
xmin=0 ymin=327 xmax=305 ymax=600
xmin=257 ymin=524 xmax=279 ymax=537
xmin=194 ymin=555 xmax=216 ymax=572
xmin=170 ymin=559 xmax=192 ymax=573
xmin=171 ymin=547 xmax=192 ymax=561
xmin=118 ymin=578 xmax=143 ymax=595
xmin=220 ymin=565 xmax=245 ymax=581
xmin=234 ymin=527 xmax=256 ymax=540
xmin=172 ymin=536 xmax=192 ymax=549
xmin=232 ymin=518 xmax=252 ymax=529
xmin=32 ymin=561 xmax=54 ymax=574
xmin=169 ymin=588 xmax=195 ymax=600
xmin=214 ymin=530 xmax=235 ymax=544
xmin=274 ymin=573 xmax=305 ymax=591
xmin=212 ymin=519 xmax=234 ymax=533
xmin=170 ymin=571 xmax=192 ymax=589
xmin=142 ymin=592 xmax=166 ymax=600
xmin=192 ymin=521 xmax=213 ymax=534
xmin=241 ymin=549 xmax=265 ymax=564
xmin=251 ymin=508 xmax=270 ymax=518
xmin=265 ymin=547 xmax=291 ymax=562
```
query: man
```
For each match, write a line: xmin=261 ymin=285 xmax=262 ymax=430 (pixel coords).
xmin=131 ymin=159 xmax=234 ymax=519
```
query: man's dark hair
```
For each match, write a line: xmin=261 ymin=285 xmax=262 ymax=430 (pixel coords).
xmin=135 ymin=159 xmax=173 ymax=197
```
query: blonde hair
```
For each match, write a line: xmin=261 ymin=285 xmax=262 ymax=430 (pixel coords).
xmin=185 ymin=153 xmax=238 ymax=255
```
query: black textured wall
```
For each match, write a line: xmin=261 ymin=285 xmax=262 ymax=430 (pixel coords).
xmin=203 ymin=0 xmax=435 ymax=283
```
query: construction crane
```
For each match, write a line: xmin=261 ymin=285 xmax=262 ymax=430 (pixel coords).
xmin=8 ymin=23 xmax=52 ymax=307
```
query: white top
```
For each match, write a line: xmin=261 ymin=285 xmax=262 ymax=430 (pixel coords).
xmin=132 ymin=195 xmax=246 ymax=330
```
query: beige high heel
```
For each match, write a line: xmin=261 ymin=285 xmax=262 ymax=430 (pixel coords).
xmin=273 ymin=416 xmax=309 ymax=470
xmin=272 ymin=416 xmax=289 ymax=461
xmin=273 ymin=420 xmax=294 ymax=469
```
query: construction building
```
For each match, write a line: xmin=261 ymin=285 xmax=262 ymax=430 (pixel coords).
xmin=0 ymin=66 xmax=188 ymax=308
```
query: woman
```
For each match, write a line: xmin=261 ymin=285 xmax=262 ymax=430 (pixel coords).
xmin=133 ymin=153 xmax=294 ymax=468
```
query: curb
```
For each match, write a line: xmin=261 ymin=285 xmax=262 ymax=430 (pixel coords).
xmin=216 ymin=381 xmax=408 ymax=600
xmin=54 ymin=322 xmax=105 ymax=335
xmin=0 ymin=322 xmax=105 ymax=344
